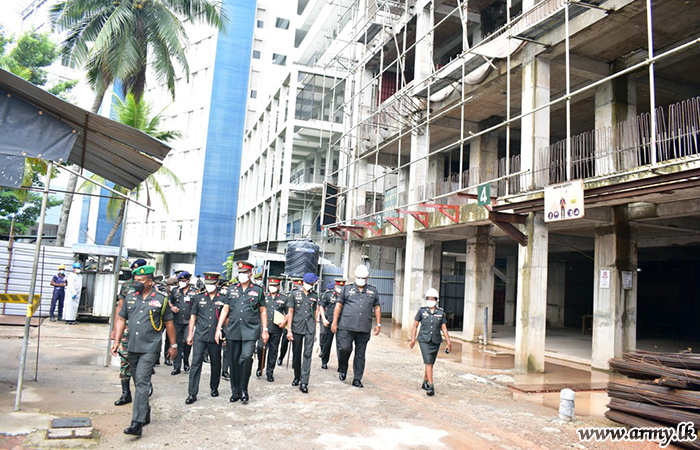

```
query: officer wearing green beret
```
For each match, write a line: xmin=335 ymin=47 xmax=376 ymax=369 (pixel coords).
xmin=215 ymin=261 xmax=268 ymax=404
xmin=111 ymin=265 xmax=177 ymax=437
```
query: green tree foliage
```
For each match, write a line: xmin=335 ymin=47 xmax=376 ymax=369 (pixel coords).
xmin=0 ymin=190 xmax=62 ymax=236
xmin=0 ymin=30 xmax=78 ymax=97
xmin=50 ymin=0 xmax=228 ymax=106
xmin=80 ymin=93 xmax=183 ymax=245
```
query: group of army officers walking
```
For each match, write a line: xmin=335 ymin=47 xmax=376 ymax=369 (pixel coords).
xmin=109 ymin=260 xmax=450 ymax=437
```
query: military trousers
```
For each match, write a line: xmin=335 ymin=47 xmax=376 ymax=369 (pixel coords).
xmin=127 ymin=351 xmax=157 ymax=423
xmin=188 ymin=339 xmax=221 ymax=396
xmin=172 ymin=323 xmax=190 ymax=369
xmin=292 ymin=332 xmax=315 ymax=385
xmin=278 ymin=332 xmax=290 ymax=362
xmin=256 ymin=332 xmax=281 ymax=377
xmin=227 ymin=339 xmax=256 ymax=393
xmin=337 ymin=330 xmax=371 ymax=382
xmin=319 ymin=324 xmax=335 ymax=365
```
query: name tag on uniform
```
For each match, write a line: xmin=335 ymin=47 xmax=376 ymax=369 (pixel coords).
xmin=367 ymin=290 xmax=375 ymax=295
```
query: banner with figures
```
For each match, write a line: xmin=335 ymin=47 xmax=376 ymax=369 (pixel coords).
xmin=544 ymin=179 xmax=584 ymax=223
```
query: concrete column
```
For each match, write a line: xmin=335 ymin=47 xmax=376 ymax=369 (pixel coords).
xmin=520 ymin=55 xmax=550 ymax=189
xmin=469 ymin=129 xmax=499 ymax=184
xmin=546 ymin=261 xmax=566 ymax=328
xmin=463 ymin=226 xmax=496 ymax=341
xmin=344 ymin=241 xmax=364 ymax=281
xmin=425 ymin=237 xmax=442 ymax=293
xmin=591 ymin=206 xmax=638 ymax=370
xmin=400 ymin=1 xmax=433 ymax=333
xmin=392 ymin=247 xmax=405 ymax=327
xmin=504 ymin=255 xmax=516 ymax=326
xmin=515 ymin=212 xmax=549 ymax=373
xmin=594 ymin=77 xmax=637 ymax=174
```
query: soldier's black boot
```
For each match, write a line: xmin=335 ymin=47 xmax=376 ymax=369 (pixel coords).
xmin=123 ymin=421 xmax=143 ymax=436
xmin=115 ymin=380 xmax=132 ymax=406
xmin=144 ymin=408 xmax=151 ymax=425
xmin=241 ymin=390 xmax=249 ymax=404
xmin=148 ymin=383 xmax=153 ymax=397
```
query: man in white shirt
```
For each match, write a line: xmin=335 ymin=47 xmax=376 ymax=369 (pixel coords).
xmin=64 ymin=262 xmax=83 ymax=325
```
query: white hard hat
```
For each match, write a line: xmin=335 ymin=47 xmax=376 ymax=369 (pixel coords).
xmin=425 ymin=288 xmax=439 ymax=299
xmin=354 ymin=264 xmax=369 ymax=278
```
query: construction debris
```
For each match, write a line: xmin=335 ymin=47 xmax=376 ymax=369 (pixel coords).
xmin=607 ymin=351 xmax=700 ymax=449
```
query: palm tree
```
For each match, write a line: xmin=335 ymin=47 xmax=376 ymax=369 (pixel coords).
xmin=49 ymin=0 xmax=227 ymax=245
xmin=81 ymin=93 xmax=183 ymax=245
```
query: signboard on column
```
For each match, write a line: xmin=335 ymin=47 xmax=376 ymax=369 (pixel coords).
xmin=544 ymin=179 xmax=584 ymax=223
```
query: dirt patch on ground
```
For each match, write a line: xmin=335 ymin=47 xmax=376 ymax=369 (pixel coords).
xmin=0 ymin=320 xmax=662 ymax=449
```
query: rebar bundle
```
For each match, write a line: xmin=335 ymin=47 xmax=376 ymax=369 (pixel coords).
xmin=607 ymin=351 xmax=700 ymax=449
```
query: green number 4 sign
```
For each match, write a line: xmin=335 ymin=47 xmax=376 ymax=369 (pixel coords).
xmin=477 ymin=183 xmax=490 ymax=207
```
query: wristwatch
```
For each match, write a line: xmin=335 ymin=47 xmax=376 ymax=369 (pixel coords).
xmin=170 ymin=343 xmax=178 ymax=348
xmin=376 ymin=324 xmax=381 ymax=327
xmin=263 ymin=327 xmax=269 ymax=331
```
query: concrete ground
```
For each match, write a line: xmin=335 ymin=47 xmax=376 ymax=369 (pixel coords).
xmin=0 ymin=318 xmax=661 ymax=449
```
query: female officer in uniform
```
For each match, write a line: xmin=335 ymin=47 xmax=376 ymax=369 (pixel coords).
xmin=409 ymin=288 xmax=452 ymax=396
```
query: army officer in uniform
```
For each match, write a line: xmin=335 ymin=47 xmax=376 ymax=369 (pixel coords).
xmin=215 ymin=261 xmax=268 ymax=404
xmin=185 ymin=272 xmax=226 ymax=404
xmin=319 ymin=278 xmax=344 ymax=369
xmin=255 ymin=276 xmax=288 ymax=382
xmin=287 ymin=273 xmax=319 ymax=393
xmin=409 ymin=288 xmax=452 ymax=396
xmin=331 ymin=265 xmax=380 ymax=388
xmin=111 ymin=265 xmax=177 ymax=437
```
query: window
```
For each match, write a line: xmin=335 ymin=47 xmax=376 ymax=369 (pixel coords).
xmin=160 ymin=225 xmax=166 ymax=240
xmin=272 ymin=53 xmax=287 ymax=66
xmin=177 ymin=224 xmax=183 ymax=241
xmin=275 ymin=18 xmax=290 ymax=29
xmin=252 ymin=50 xmax=261 ymax=59
xmin=250 ymin=90 xmax=257 ymax=99
xmin=257 ymin=20 xmax=264 ymax=28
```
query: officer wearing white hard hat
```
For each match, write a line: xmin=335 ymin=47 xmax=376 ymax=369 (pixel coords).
xmin=409 ymin=288 xmax=452 ymax=396
xmin=331 ymin=264 xmax=381 ymax=388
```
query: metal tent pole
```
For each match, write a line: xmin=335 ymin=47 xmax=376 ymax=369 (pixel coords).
xmin=104 ymin=199 xmax=129 ymax=367
xmin=14 ymin=161 xmax=53 ymax=411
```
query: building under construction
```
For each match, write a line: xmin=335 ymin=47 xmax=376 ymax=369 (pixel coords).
xmin=313 ymin=0 xmax=700 ymax=373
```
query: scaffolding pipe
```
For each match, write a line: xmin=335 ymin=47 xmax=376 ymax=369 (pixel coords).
xmin=14 ymin=161 xmax=53 ymax=411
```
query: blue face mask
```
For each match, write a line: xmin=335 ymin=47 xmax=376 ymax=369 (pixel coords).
xmin=59 ymin=270 xmax=64 ymax=275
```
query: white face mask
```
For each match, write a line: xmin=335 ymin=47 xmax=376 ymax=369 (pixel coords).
xmin=426 ymin=300 xmax=437 ymax=308
xmin=269 ymin=286 xmax=278 ymax=293
xmin=303 ymin=282 xmax=313 ymax=291
xmin=334 ymin=286 xmax=342 ymax=293
xmin=178 ymin=281 xmax=188 ymax=289
xmin=75 ymin=268 xmax=81 ymax=274
xmin=355 ymin=277 xmax=366 ymax=287
xmin=238 ymin=273 xmax=250 ymax=284
xmin=205 ymin=284 xmax=217 ymax=293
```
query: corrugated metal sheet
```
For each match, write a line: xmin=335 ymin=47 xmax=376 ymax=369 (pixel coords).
xmin=0 ymin=242 xmax=74 ymax=317
xmin=0 ymin=69 xmax=170 ymax=190
xmin=321 ymin=266 xmax=394 ymax=314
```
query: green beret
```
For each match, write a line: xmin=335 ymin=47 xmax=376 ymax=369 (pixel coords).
xmin=132 ymin=265 xmax=156 ymax=276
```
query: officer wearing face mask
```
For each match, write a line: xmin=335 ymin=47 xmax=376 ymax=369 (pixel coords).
xmin=409 ymin=288 xmax=452 ymax=397
xmin=277 ymin=277 xmax=302 ymax=366
xmin=50 ymin=264 xmax=67 ymax=322
xmin=215 ymin=261 xmax=268 ymax=404
xmin=169 ymin=271 xmax=198 ymax=375
xmin=319 ymin=278 xmax=345 ymax=370
xmin=64 ymin=262 xmax=83 ymax=325
xmin=331 ymin=265 xmax=381 ymax=388
xmin=255 ymin=276 xmax=288 ymax=382
xmin=287 ymin=272 xmax=319 ymax=393
xmin=185 ymin=272 xmax=225 ymax=404
xmin=111 ymin=265 xmax=177 ymax=437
